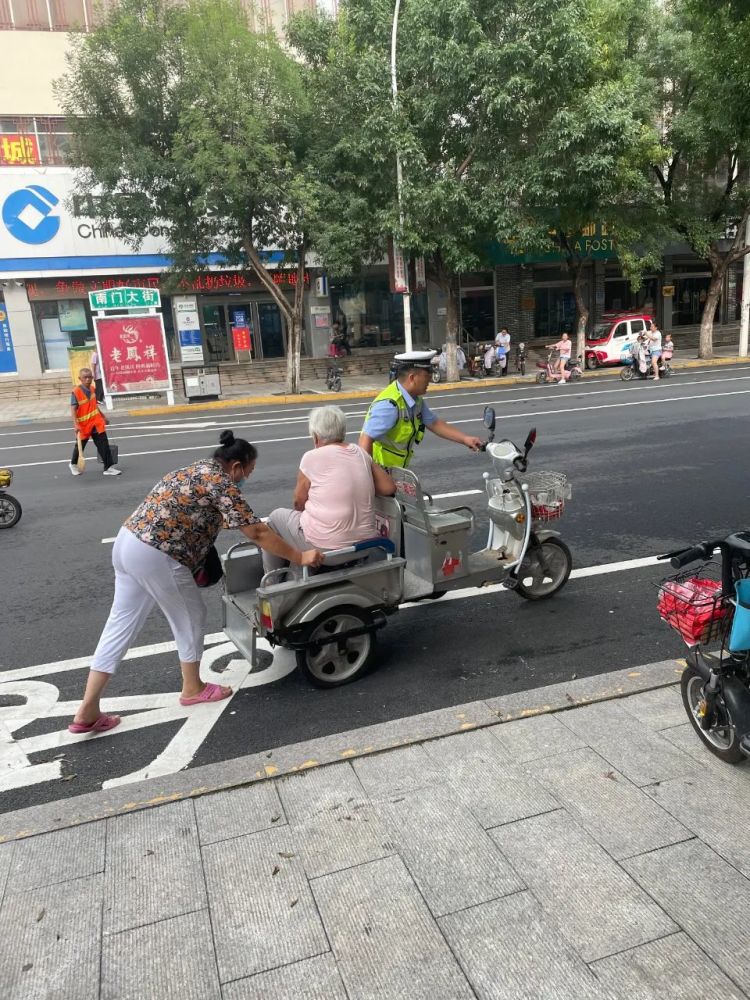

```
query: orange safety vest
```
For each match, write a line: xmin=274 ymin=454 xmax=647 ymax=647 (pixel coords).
xmin=73 ymin=385 xmax=106 ymax=439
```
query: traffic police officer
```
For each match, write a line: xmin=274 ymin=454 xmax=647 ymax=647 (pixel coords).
xmin=359 ymin=350 xmax=483 ymax=468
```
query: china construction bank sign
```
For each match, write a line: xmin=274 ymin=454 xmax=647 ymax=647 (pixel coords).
xmin=0 ymin=169 xmax=169 ymax=267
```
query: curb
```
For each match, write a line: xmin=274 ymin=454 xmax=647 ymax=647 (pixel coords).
xmin=126 ymin=354 xmax=748 ymax=417
xmin=0 ymin=658 xmax=684 ymax=843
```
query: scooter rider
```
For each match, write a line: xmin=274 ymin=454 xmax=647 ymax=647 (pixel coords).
xmin=359 ymin=350 xmax=483 ymax=468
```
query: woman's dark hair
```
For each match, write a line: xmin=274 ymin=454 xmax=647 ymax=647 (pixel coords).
xmin=213 ymin=430 xmax=257 ymax=466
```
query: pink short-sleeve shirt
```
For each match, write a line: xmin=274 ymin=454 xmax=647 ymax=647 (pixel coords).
xmin=299 ymin=444 xmax=376 ymax=549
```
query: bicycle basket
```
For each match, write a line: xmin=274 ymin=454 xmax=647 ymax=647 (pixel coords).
xmin=519 ymin=471 xmax=570 ymax=521
xmin=656 ymin=565 xmax=733 ymax=646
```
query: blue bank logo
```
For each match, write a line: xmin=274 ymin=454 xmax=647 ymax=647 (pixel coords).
xmin=2 ymin=185 xmax=60 ymax=245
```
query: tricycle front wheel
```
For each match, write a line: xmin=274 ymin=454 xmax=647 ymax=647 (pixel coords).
xmin=296 ymin=606 xmax=376 ymax=688
xmin=513 ymin=537 xmax=572 ymax=601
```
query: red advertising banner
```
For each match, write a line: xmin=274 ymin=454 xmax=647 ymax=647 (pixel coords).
xmin=96 ymin=315 xmax=171 ymax=394
xmin=0 ymin=134 xmax=40 ymax=167
xmin=232 ymin=327 xmax=252 ymax=352
xmin=388 ymin=238 xmax=409 ymax=294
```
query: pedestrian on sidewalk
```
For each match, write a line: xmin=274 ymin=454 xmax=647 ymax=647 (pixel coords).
xmin=90 ymin=349 xmax=104 ymax=402
xmin=359 ymin=351 xmax=483 ymax=468
xmin=68 ymin=430 xmax=323 ymax=734
xmin=69 ymin=367 xmax=122 ymax=476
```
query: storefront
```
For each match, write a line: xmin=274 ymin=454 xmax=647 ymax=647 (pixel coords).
xmin=0 ymin=167 xmax=320 ymax=378
xmin=23 ymin=270 xmax=306 ymax=371
xmin=329 ymin=266 xmax=429 ymax=350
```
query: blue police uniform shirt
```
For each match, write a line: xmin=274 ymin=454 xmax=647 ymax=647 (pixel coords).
xmin=362 ymin=381 xmax=437 ymax=439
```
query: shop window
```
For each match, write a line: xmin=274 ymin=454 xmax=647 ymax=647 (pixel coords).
xmin=0 ymin=116 xmax=74 ymax=166
xmin=8 ymin=0 xmax=49 ymax=27
xmin=534 ymin=287 xmax=576 ymax=339
xmin=673 ymin=277 xmax=716 ymax=326
xmin=50 ymin=0 xmax=86 ymax=27
xmin=33 ymin=300 xmax=95 ymax=371
xmin=331 ymin=272 xmax=428 ymax=350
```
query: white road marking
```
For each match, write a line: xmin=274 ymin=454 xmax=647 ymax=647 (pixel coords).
xmin=3 ymin=371 xmax=750 ymax=453
xmin=0 ymin=639 xmax=296 ymax=791
xmin=9 ymin=375 xmax=750 ymax=468
xmin=0 ymin=549 xmax=671 ymax=792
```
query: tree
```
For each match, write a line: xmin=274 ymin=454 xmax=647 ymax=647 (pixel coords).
xmin=59 ymin=0 xmax=317 ymax=392
xmin=293 ymin=0 xmax=607 ymax=382
xmin=642 ymin=0 xmax=750 ymax=356
xmin=486 ymin=0 xmax=662 ymax=361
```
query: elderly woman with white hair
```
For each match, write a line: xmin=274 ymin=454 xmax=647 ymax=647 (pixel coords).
xmin=263 ymin=405 xmax=396 ymax=574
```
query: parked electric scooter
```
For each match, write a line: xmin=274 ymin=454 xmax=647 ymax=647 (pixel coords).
xmin=536 ymin=351 xmax=583 ymax=384
xmin=221 ymin=407 xmax=573 ymax=688
xmin=0 ymin=467 xmax=22 ymax=528
xmin=657 ymin=534 xmax=750 ymax=763
xmin=325 ymin=364 xmax=342 ymax=392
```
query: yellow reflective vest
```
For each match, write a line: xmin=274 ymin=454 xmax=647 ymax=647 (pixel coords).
xmin=366 ymin=380 xmax=425 ymax=468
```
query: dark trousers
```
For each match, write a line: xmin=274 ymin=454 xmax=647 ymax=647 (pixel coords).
xmin=72 ymin=428 xmax=113 ymax=469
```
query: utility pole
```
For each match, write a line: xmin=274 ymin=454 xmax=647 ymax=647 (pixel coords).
xmin=740 ymin=216 xmax=750 ymax=357
xmin=391 ymin=0 xmax=413 ymax=351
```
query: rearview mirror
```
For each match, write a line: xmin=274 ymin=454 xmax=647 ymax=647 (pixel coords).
xmin=483 ymin=406 xmax=496 ymax=431
xmin=524 ymin=427 xmax=537 ymax=456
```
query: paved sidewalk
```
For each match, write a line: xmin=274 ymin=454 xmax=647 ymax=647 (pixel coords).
xmin=1 ymin=659 xmax=749 ymax=999
xmin=2 ymin=345 xmax=748 ymax=426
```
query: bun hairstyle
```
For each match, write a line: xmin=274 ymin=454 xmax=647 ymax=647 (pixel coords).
xmin=213 ymin=429 xmax=258 ymax=466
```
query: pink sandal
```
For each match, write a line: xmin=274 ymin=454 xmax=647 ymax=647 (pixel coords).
xmin=179 ymin=682 xmax=232 ymax=706
xmin=68 ymin=713 xmax=121 ymax=734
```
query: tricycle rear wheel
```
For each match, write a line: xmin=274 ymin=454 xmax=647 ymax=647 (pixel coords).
xmin=513 ymin=537 xmax=572 ymax=601
xmin=296 ymin=606 xmax=376 ymax=688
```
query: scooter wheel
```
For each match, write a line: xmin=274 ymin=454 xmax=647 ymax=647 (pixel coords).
xmin=296 ymin=606 xmax=377 ymax=688
xmin=512 ymin=537 xmax=572 ymax=600
xmin=569 ymin=369 xmax=582 ymax=382
xmin=680 ymin=663 xmax=746 ymax=763
xmin=431 ymin=371 xmax=441 ymax=384
xmin=536 ymin=372 xmax=548 ymax=384
xmin=0 ymin=494 xmax=21 ymax=528
xmin=620 ymin=367 xmax=634 ymax=381
xmin=332 ymin=377 xmax=342 ymax=392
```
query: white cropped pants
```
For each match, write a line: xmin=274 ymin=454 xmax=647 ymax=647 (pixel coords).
xmin=91 ymin=527 xmax=207 ymax=674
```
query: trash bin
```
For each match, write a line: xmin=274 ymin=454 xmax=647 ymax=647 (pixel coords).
xmin=182 ymin=366 xmax=221 ymax=402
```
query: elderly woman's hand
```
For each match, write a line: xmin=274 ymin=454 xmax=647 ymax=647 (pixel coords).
xmin=300 ymin=549 xmax=324 ymax=568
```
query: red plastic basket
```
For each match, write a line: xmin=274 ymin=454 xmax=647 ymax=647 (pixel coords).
xmin=656 ymin=575 xmax=732 ymax=646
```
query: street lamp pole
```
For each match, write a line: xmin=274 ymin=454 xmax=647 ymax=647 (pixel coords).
xmin=391 ymin=0 xmax=413 ymax=351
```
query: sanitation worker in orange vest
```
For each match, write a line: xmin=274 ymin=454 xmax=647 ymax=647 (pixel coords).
xmin=70 ymin=367 xmax=122 ymax=476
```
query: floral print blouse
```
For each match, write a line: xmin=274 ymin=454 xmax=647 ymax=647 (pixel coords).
xmin=125 ymin=459 xmax=260 ymax=571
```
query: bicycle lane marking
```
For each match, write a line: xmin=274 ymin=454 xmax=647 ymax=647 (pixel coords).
xmin=0 ymin=637 xmax=296 ymax=793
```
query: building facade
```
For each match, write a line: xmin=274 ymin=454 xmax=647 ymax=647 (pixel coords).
xmin=0 ymin=8 xmax=742 ymax=384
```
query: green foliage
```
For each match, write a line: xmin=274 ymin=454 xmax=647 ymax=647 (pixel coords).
xmin=60 ymin=0 xmax=311 ymax=271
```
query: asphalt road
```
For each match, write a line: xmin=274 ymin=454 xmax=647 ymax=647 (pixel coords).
xmin=2 ymin=363 xmax=750 ymax=812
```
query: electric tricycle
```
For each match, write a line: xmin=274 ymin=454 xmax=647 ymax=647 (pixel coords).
xmin=221 ymin=408 xmax=573 ymax=688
